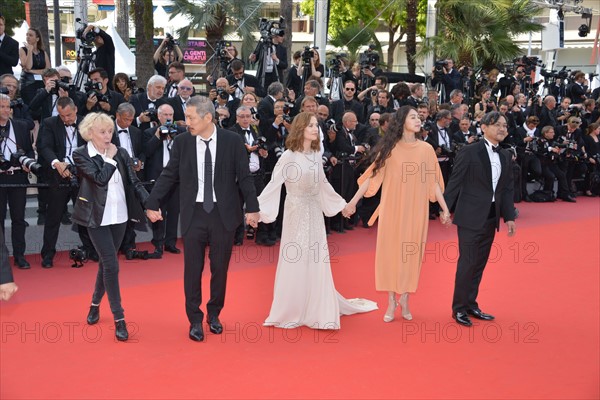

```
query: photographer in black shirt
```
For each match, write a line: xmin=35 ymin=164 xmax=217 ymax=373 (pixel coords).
xmin=81 ymin=25 xmax=115 ymax=86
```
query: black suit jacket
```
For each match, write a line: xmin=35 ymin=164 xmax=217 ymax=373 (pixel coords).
xmin=37 ymin=115 xmax=86 ymax=184
xmin=0 ymin=228 xmax=13 ymax=284
xmin=2 ymin=119 xmax=35 ymax=159
xmin=0 ymin=35 xmax=19 ymax=75
xmin=166 ymin=96 xmax=188 ymax=124
xmin=226 ymin=73 xmax=266 ymax=98
xmin=130 ymin=92 xmax=166 ymax=132
xmin=83 ymin=90 xmax=125 ymax=117
xmin=330 ymin=98 xmax=365 ymax=124
xmin=112 ymin=124 xmax=144 ymax=160
xmin=426 ymin=125 xmax=454 ymax=154
xmin=444 ymin=140 xmax=515 ymax=231
xmin=145 ymin=127 xmax=259 ymax=234
xmin=142 ymin=125 xmax=187 ymax=181
xmin=72 ymin=146 xmax=148 ymax=228
xmin=29 ymin=89 xmax=87 ymax=123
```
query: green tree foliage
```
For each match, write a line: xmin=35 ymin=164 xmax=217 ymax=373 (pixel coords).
xmin=423 ymin=0 xmax=543 ymax=68
xmin=2 ymin=0 xmax=26 ymax=36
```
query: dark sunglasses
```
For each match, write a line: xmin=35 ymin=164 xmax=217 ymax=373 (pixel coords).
xmin=344 ymin=87 xmax=356 ymax=91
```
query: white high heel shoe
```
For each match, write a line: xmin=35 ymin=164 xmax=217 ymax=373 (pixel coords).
xmin=399 ymin=293 xmax=413 ymax=321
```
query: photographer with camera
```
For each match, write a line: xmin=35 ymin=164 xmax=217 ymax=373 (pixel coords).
xmin=581 ymin=99 xmax=600 ymax=129
xmin=0 ymin=94 xmax=37 ymax=269
xmin=37 ymin=97 xmax=97 ymax=267
xmin=426 ymin=110 xmax=454 ymax=184
xmin=357 ymin=75 xmax=387 ymax=103
xmin=293 ymin=80 xmax=329 ymax=118
xmin=131 ymin=75 xmax=167 ymax=132
xmin=229 ymin=106 xmax=272 ymax=246
xmin=297 ymin=46 xmax=324 ymax=81
xmin=29 ymin=68 xmax=86 ymax=124
xmin=285 ymin=51 xmax=303 ymax=98
xmin=18 ymin=28 xmax=52 ymax=106
xmin=366 ymin=90 xmax=395 ymax=121
xmin=84 ymin=68 xmax=125 ymax=117
xmin=555 ymin=116 xmax=586 ymax=196
xmin=165 ymin=62 xmax=188 ymax=98
xmin=538 ymin=95 xmax=558 ymax=130
xmin=515 ymin=115 xmax=541 ymax=201
xmin=0 ymin=74 xmax=34 ymax=131
xmin=356 ymin=46 xmax=382 ymax=92
xmin=474 ymin=86 xmax=497 ymax=116
xmin=327 ymin=111 xmax=368 ymax=232
xmin=535 ymin=125 xmax=575 ymax=202
xmin=249 ymin=22 xmax=287 ymax=90
xmin=142 ymin=104 xmax=185 ymax=257
xmin=80 ymin=25 xmax=115 ymax=86
xmin=431 ymin=59 xmax=462 ymax=103
xmin=226 ymin=59 xmax=266 ymax=99
xmin=209 ymin=78 xmax=240 ymax=128
xmin=582 ymin=123 xmax=599 ymax=196
xmin=153 ymin=34 xmax=183 ymax=79
xmin=0 ymin=15 xmax=19 ymax=77
xmin=166 ymin=78 xmax=194 ymax=127
xmin=405 ymin=83 xmax=425 ymax=108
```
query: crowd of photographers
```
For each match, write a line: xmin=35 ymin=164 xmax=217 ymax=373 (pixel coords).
xmin=0 ymin=12 xmax=598 ymax=274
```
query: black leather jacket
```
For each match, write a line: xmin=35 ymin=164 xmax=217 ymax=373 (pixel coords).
xmin=72 ymin=145 xmax=149 ymax=228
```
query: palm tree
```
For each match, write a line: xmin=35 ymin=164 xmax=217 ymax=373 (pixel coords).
xmin=132 ymin=0 xmax=155 ymax=86
xmin=115 ymin=0 xmax=129 ymax=45
xmin=29 ymin=0 xmax=51 ymax=58
xmin=170 ymin=0 xmax=263 ymax=79
xmin=422 ymin=0 xmax=543 ymax=68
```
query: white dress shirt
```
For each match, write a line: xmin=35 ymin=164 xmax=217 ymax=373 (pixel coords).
xmin=195 ymin=125 xmax=217 ymax=203
xmin=116 ymin=124 xmax=134 ymax=157
xmin=484 ymin=138 xmax=501 ymax=202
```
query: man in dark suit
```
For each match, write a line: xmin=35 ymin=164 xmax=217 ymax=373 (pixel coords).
xmin=36 ymin=97 xmax=95 ymax=267
xmin=143 ymin=103 xmax=185 ymax=256
xmin=444 ymin=111 xmax=516 ymax=327
xmin=29 ymin=69 xmax=84 ymax=124
xmin=166 ymin=78 xmax=194 ymax=126
xmin=145 ymin=96 xmax=259 ymax=342
xmin=257 ymin=82 xmax=285 ymax=132
xmin=226 ymin=59 xmax=266 ymax=99
xmin=426 ymin=109 xmax=454 ymax=185
xmin=83 ymin=68 xmax=125 ymax=117
xmin=0 ymin=95 xmax=35 ymax=268
xmin=112 ymin=103 xmax=145 ymax=255
xmin=0 ymin=74 xmax=35 ymax=131
xmin=330 ymin=80 xmax=364 ymax=124
xmin=0 ymin=16 xmax=19 ymax=76
xmin=209 ymin=78 xmax=240 ymax=129
xmin=130 ymin=75 xmax=167 ymax=132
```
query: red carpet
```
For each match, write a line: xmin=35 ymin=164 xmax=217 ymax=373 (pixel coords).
xmin=1 ymin=199 xmax=599 ymax=399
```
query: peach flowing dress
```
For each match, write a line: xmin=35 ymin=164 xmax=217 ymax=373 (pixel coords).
xmin=358 ymin=140 xmax=444 ymax=293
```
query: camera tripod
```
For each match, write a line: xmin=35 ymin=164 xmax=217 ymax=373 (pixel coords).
xmin=73 ymin=46 xmax=96 ymax=92
xmin=254 ymin=39 xmax=279 ymax=91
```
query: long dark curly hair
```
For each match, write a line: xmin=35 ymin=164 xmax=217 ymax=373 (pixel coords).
xmin=369 ymin=105 xmax=416 ymax=176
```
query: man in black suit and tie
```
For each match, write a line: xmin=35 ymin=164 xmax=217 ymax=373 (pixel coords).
xmin=444 ymin=111 xmax=516 ymax=327
xmin=426 ymin=109 xmax=454 ymax=184
xmin=257 ymin=82 xmax=285 ymax=132
xmin=330 ymin=80 xmax=365 ymax=124
xmin=130 ymin=75 xmax=167 ymax=132
xmin=166 ymin=78 xmax=194 ymax=126
xmin=226 ymin=60 xmax=266 ymax=99
xmin=0 ymin=16 xmax=19 ymax=76
xmin=112 ymin=103 xmax=145 ymax=255
xmin=37 ymin=97 xmax=95 ymax=267
xmin=83 ymin=68 xmax=125 ymax=117
xmin=143 ymin=104 xmax=185 ymax=256
xmin=145 ymin=96 xmax=259 ymax=342
xmin=0 ymin=94 xmax=35 ymax=269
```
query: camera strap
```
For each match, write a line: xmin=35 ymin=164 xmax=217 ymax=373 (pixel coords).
xmin=1 ymin=122 xmax=17 ymax=159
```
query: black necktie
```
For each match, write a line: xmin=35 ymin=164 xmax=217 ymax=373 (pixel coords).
xmin=202 ymin=139 xmax=214 ymax=213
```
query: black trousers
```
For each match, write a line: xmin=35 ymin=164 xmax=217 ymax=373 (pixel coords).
xmin=235 ymin=172 xmax=271 ymax=241
xmin=89 ymin=222 xmax=127 ymax=321
xmin=41 ymin=183 xmax=93 ymax=260
xmin=520 ymin=153 xmax=542 ymax=196
xmin=183 ymin=203 xmax=235 ymax=324
xmin=330 ymin=161 xmax=357 ymax=227
xmin=542 ymin=161 xmax=569 ymax=198
xmin=151 ymin=184 xmax=180 ymax=250
xmin=453 ymin=215 xmax=497 ymax=314
xmin=0 ymin=172 xmax=29 ymax=257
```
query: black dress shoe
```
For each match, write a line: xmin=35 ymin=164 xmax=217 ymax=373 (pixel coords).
xmin=41 ymin=257 xmax=53 ymax=268
xmin=560 ymin=195 xmax=576 ymax=203
xmin=467 ymin=309 xmax=495 ymax=320
xmin=343 ymin=221 xmax=354 ymax=231
xmin=452 ymin=312 xmax=473 ymax=327
xmin=14 ymin=256 xmax=30 ymax=269
xmin=88 ymin=251 xmax=100 ymax=262
xmin=234 ymin=239 xmax=243 ymax=246
xmin=115 ymin=320 xmax=129 ymax=341
xmin=164 ymin=245 xmax=181 ymax=254
xmin=189 ymin=323 xmax=205 ymax=341
xmin=208 ymin=316 xmax=223 ymax=334
xmin=87 ymin=305 xmax=100 ymax=325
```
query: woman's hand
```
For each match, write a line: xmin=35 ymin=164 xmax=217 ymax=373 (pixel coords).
xmin=105 ymin=143 xmax=118 ymax=159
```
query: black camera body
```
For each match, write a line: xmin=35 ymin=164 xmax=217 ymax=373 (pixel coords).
xmin=10 ymin=99 xmax=24 ymax=109
xmin=359 ymin=46 xmax=379 ymax=69
xmin=422 ymin=121 xmax=434 ymax=132
xmin=164 ymin=33 xmax=179 ymax=49
xmin=259 ymin=17 xmax=285 ymax=41
xmin=250 ymin=107 xmax=260 ymax=121
xmin=84 ymin=81 xmax=109 ymax=103
xmin=434 ymin=60 xmax=448 ymax=73
xmin=215 ymin=40 xmax=232 ymax=59
xmin=144 ymin=109 xmax=159 ymax=124
xmin=10 ymin=149 xmax=42 ymax=175
xmin=252 ymin=136 xmax=269 ymax=151
xmin=69 ymin=247 xmax=88 ymax=268
xmin=325 ymin=118 xmax=342 ymax=133
xmin=159 ymin=121 xmax=178 ymax=140
xmin=50 ymin=78 xmax=72 ymax=96
xmin=75 ymin=19 xmax=96 ymax=46
xmin=216 ymin=88 xmax=229 ymax=100
xmin=301 ymin=46 xmax=315 ymax=66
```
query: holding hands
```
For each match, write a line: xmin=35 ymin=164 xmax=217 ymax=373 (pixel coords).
xmin=439 ymin=210 xmax=452 ymax=226
xmin=342 ymin=203 xmax=356 ymax=219
xmin=146 ymin=209 xmax=163 ymax=223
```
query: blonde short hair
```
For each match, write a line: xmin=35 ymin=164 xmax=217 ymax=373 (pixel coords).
xmin=79 ymin=112 xmax=114 ymax=142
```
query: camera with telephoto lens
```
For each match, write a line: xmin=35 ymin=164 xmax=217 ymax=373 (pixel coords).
xmin=8 ymin=149 xmax=42 ymax=175
xmin=129 ymin=76 xmax=143 ymax=95
xmin=324 ymin=118 xmax=342 ymax=133
xmin=216 ymin=88 xmax=229 ymax=100
xmin=281 ymin=102 xmax=294 ymax=123
xmin=50 ymin=79 xmax=72 ymax=96
xmin=259 ymin=17 xmax=285 ymax=42
xmin=10 ymin=99 xmax=24 ymax=109
xmin=434 ymin=59 xmax=448 ymax=73
xmin=144 ymin=108 xmax=159 ymax=124
xmin=422 ymin=120 xmax=434 ymax=133
xmin=84 ymin=81 xmax=109 ymax=103
xmin=75 ymin=19 xmax=96 ymax=46
xmin=0 ymin=87 xmax=8 ymax=95
xmin=250 ymin=107 xmax=260 ymax=121
xmin=252 ymin=136 xmax=269 ymax=151
xmin=159 ymin=120 xmax=178 ymax=140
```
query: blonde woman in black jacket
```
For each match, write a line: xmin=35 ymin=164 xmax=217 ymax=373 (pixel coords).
xmin=72 ymin=112 xmax=149 ymax=341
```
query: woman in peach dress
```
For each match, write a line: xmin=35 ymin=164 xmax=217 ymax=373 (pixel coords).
xmin=348 ymin=106 xmax=451 ymax=322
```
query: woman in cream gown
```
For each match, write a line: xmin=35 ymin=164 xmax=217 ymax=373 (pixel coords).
xmin=258 ymin=112 xmax=377 ymax=330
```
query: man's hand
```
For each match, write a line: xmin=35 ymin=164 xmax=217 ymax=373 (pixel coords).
xmin=86 ymin=94 xmax=98 ymax=111
xmin=245 ymin=143 xmax=258 ymax=153
xmin=467 ymin=136 xmax=475 ymax=144
xmin=0 ymin=282 xmax=18 ymax=301
xmin=506 ymin=220 xmax=516 ymax=237
xmin=146 ymin=209 xmax=163 ymax=222
xmin=245 ymin=86 xmax=256 ymax=94
xmin=45 ymin=79 xmax=56 ymax=93
xmin=356 ymin=145 xmax=366 ymax=153
xmin=258 ymin=148 xmax=268 ymax=158
xmin=55 ymin=161 xmax=72 ymax=178
xmin=58 ymin=87 xmax=69 ymax=98
xmin=329 ymin=156 xmax=338 ymax=166
xmin=245 ymin=212 xmax=259 ymax=228
xmin=287 ymin=89 xmax=296 ymax=102
xmin=99 ymin=101 xmax=111 ymax=112
xmin=139 ymin=112 xmax=152 ymax=124
xmin=439 ymin=211 xmax=452 ymax=226
xmin=208 ymin=89 xmax=217 ymax=101
xmin=249 ymin=53 xmax=257 ymax=63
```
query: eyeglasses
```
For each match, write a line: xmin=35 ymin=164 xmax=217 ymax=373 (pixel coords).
xmin=179 ymin=86 xmax=193 ymax=91
xmin=344 ymin=87 xmax=355 ymax=92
